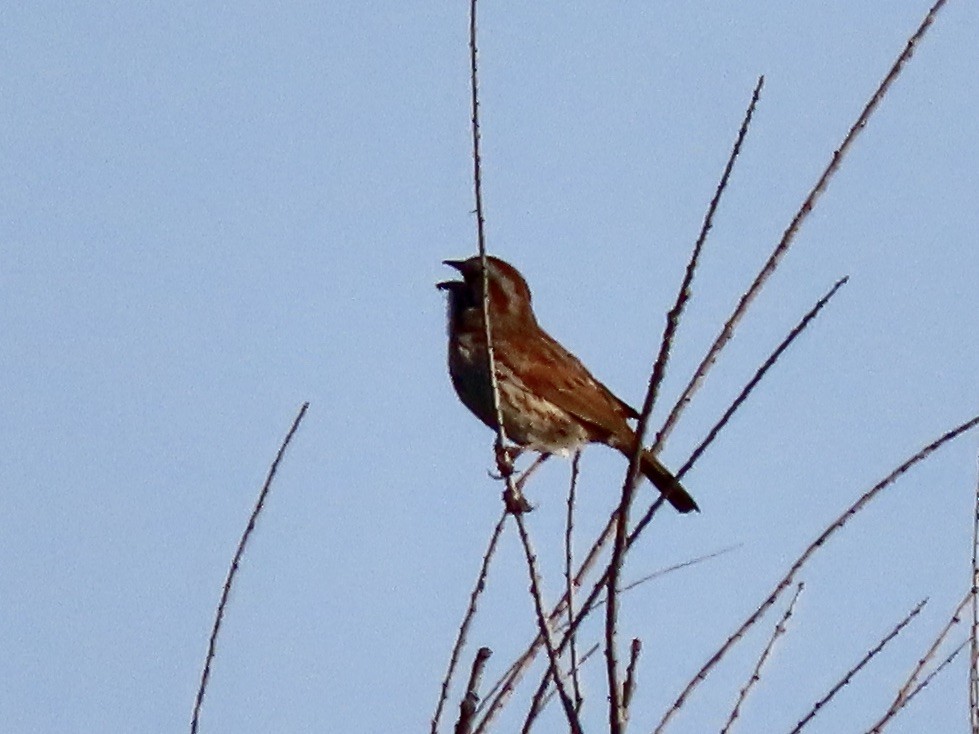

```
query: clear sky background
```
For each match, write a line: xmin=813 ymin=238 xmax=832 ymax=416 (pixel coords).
xmin=2 ymin=2 xmax=978 ymax=732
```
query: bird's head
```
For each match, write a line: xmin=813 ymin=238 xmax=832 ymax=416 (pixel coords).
xmin=437 ymin=255 xmax=536 ymax=327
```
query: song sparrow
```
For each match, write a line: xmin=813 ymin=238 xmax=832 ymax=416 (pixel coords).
xmin=438 ymin=255 xmax=698 ymax=514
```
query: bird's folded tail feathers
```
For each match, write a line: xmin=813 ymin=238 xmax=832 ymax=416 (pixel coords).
xmin=639 ymin=451 xmax=699 ymax=514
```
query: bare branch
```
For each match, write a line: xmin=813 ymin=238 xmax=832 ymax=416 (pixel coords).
xmin=656 ymin=0 xmax=950 ymax=449
xmin=605 ymin=71 xmax=768 ymax=734
xmin=679 ymin=276 xmax=848 ymax=478
xmin=790 ymin=598 xmax=928 ymax=734
xmin=652 ymin=413 xmax=979 ymax=734
xmin=190 ymin=402 xmax=310 ymax=734
xmin=468 ymin=0 xmax=520 ymax=502
xmin=432 ymin=509 xmax=507 ymax=734
xmin=537 ymin=644 xmax=602 ymax=720
xmin=512 ymin=513 xmax=585 ymax=734
xmin=566 ymin=451 xmax=584 ymax=713
xmin=865 ymin=589 xmax=972 ymax=733
xmin=455 ymin=647 xmax=493 ymax=734
xmin=623 ymin=638 xmax=643 ymax=721
xmin=971 ymin=453 xmax=979 ymax=734
xmin=649 ymin=74 xmax=764 ymax=457
xmin=721 ymin=583 xmax=804 ymax=734
xmin=621 ymin=544 xmax=741 ymax=594
xmin=905 ymin=640 xmax=967 ymax=706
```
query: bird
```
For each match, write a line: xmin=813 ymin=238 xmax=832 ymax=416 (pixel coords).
xmin=437 ymin=255 xmax=698 ymax=514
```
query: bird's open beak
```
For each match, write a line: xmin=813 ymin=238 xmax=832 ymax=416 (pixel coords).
xmin=437 ymin=259 xmax=467 ymax=290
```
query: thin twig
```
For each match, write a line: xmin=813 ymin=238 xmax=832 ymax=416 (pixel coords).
xmin=444 ymin=460 xmax=546 ymax=734
xmin=652 ymin=413 xmax=979 ymax=734
xmin=518 ymin=545 xmax=736 ymax=730
xmin=455 ymin=647 xmax=493 ymax=734
xmin=866 ymin=589 xmax=973 ymax=733
xmin=656 ymin=0 xmax=950 ymax=450
xmin=790 ymin=598 xmax=928 ymax=734
xmin=467 ymin=3 xmax=579 ymax=730
xmin=650 ymin=74 xmax=764 ymax=459
xmin=512 ymin=512 xmax=586 ymax=734
xmin=604 ymin=76 xmax=767 ymax=734
xmin=971 ymin=452 xmax=979 ymax=734
xmin=476 ymin=513 xmax=617 ymax=731
xmin=621 ymin=544 xmax=741 ymax=594
xmin=905 ymin=639 xmax=968 ymax=704
xmin=515 ymin=454 xmax=550 ymax=493
xmin=480 ymin=74 xmax=768 ymax=732
xmin=432 ymin=509 xmax=507 ymax=734
xmin=189 ymin=402 xmax=310 ymax=734
xmin=721 ymin=583 xmax=804 ymax=734
xmin=538 ymin=644 xmax=602 ymax=716
xmin=628 ymin=275 xmax=847 ymax=561
xmin=606 ymin=499 xmax=631 ymax=734
xmin=679 ymin=276 xmax=848 ymax=477
xmin=623 ymin=639 xmax=643 ymax=721
xmin=566 ymin=451 xmax=584 ymax=713
xmin=629 ymin=275 xmax=848 ymax=556
xmin=468 ymin=0 xmax=513 ymax=492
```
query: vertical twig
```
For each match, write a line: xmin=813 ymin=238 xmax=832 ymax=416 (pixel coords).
xmin=622 ymin=639 xmax=643 ymax=723
xmin=512 ymin=513 xmax=586 ymax=734
xmin=605 ymin=72 xmax=767 ymax=734
xmin=655 ymin=0 xmax=950 ymax=450
xmin=476 ymin=74 xmax=767 ymax=731
xmin=566 ymin=451 xmax=584 ymax=713
xmin=190 ymin=402 xmax=310 ymax=734
xmin=971 ymin=452 xmax=979 ymax=734
xmin=468 ymin=0 xmax=510 ymax=478
xmin=468 ymin=1 xmax=581 ymax=730
xmin=720 ymin=583 xmax=804 ymax=734
xmin=455 ymin=647 xmax=493 ymax=734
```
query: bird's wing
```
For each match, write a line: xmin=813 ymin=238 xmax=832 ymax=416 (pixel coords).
xmin=503 ymin=327 xmax=638 ymax=438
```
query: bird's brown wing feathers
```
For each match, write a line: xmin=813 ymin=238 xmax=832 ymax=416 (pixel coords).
xmin=503 ymin=327 xmax=637 ymax=439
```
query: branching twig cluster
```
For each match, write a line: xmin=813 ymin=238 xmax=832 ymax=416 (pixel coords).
xmin=429 ymin=1 xmax=976 ymax=733
xmin=186 ymin=3 xmax=974 ymax=734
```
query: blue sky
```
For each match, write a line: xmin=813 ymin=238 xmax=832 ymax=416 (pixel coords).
xmin=2 ymin=2 xmax=977 ymax=732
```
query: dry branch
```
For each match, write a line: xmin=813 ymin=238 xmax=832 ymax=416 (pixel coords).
xmin=790 ymin=598 xmax=928 ymax=733
xmin=971 ymin=453 xmax=979 ymax=734
xmin=720 ymin=583 xmax=804 ymax=734
xmin=455 ymin=647 xmax=492 ymax=734
xmin=432 ymin=510 xmax=507 ymax=734
xmin=655 ymin=0 xmax=950 ymax=450
xmin=190 ymin=402 xmax=309 ymax=734
xmin=652 ymin=413 xmax=979 ymax=734
xmin=865 ymin=589 xmax=972 ymax=733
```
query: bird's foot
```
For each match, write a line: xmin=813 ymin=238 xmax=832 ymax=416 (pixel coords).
xmin=489 ymin=443 xmax=523 ymax=480
xmin=503 ymin=486 xmax=534 ymax=515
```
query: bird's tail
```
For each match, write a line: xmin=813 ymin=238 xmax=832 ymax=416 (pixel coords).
xmin=638 ymin=450 xmax=699 ymax=514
